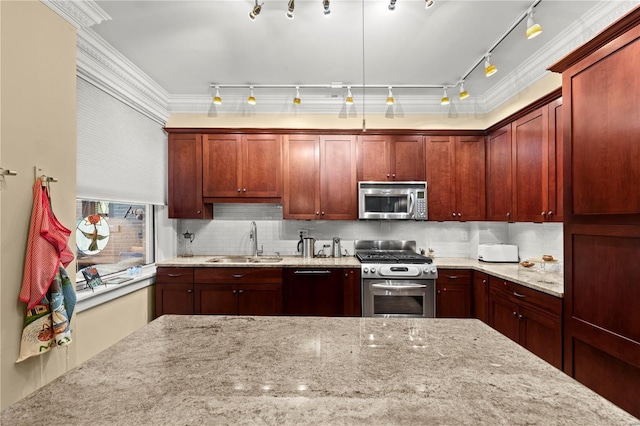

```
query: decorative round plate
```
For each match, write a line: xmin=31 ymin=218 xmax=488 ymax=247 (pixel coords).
xmin=76 ymin=214 xmax=110 ymax=255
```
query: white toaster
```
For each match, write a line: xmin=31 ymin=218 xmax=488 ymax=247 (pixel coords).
xmin=478 ymin=244 xmax=519 ymax=263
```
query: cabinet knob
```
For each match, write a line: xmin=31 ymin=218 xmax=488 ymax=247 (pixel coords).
xmin=437 ymin=290 xmax=441 ymax=294
xmin=457 ymin=213 xmax=462 ymax=217
xmin=345 ymin=273 xmax=349 ymax=278
xmin=541 ymin=211 xmax=546 ymax=216
xmin=321 ymin=212 xmax=325 ymax=215
xmin=196 ymin=210 xmax=201 ymax=214
xmin=392 ymin=174 xmax=396 ymax=178
xmin=387 ymin=174 xmax=390 ymax=178
xmin=232 ymin=289 xmax=237 ymax=294
xmin=243 ymin=188 xmax=247 ymax=192
xmin=316 ymin=212 xmax=319 ymax=215
xmin=238 ymin=289 xmax=243 ymax=294
xmin=237 ymin=189 xmax=241 ymax=192
xmin=513 ymin=311 xmax=517 ymax=316
xmin=548 ymin=211 xmax=553 ymax=216
xmin=482 ymin=279 xmax=487 ymax=284
xmin=518 ymin=314 xmax=523 ymax=320
xmin=452 ymin=213 xmax=457 ymax=217
xmin=506 ymin=212 xmax=511 ymax=217
xmin=187 ymin=289 xmax=193 ymax=293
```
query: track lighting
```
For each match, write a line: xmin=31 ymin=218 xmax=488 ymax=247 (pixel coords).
xmin=287 ymin=0 xmax=295 ymax=19
xmin=247 ymin=86 xmax=256 ymax=105
xmin=388 ymin=0 xmax=396 ymax=11
xmin=323 ymin=0 xmax=331 ymax=16
xmin=525 ymin=8 xmax=542 ymax=39
xmin=459 ymin=82 xmax=469 ymax=100
xmin=249 ymin=1 xmax=263 ymax=20
xmin=293 ymin=86 xmax=301 ymax=105
xmin=386 ymin=87 xmax=394 ymax=105
xmin=440 ymin=87 xmax=449 ymax=105
xmin=425 ymin=0 xmax=434 ymax=9
xmin=345 ymin=86 xmax=353 ymax=104
xmin=213 ymin=86 xmax=222 ymax=105
xmin=484 ymin=53 xmax=497 ymax=77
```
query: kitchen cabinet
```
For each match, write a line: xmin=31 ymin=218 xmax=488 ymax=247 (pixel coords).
xmin=426 ymin=135 xmax=485 ymax=221
xmin=489 ymin=276 xmax=562 ymax=369
xmin=435 ymin=269 xmax=472 ymax=318
xmin=473 ymin=271 xmax=489 ymax=324
xmin=194 ymin=268 xmax=282 ymax=315
xmin=283 ymin=268 xmax=361 ymax=316
xmin=549 ymin=9 xmax=640 ymax=417
xmin=283 ymin=134 xmax=357 ymax=220
xmin=167 ymin=134 xmax=212 ymax=219
xmin=486 ymin=124 xmax=513 ymax=221
xmin=202 ymin=133 xmax=281 ymax=200
xmin=155 ymin=267 xmax=195 ymax=316
xmin=357 ymin=135 xmax=425 ymax=181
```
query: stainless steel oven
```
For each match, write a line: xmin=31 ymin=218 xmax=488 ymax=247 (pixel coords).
xmin=356 ymin=240 xmax=437 ymax=318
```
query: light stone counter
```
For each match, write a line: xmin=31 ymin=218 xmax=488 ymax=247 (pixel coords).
xmin=157 ymin=255 xmax=361 ymax=269
xmin=2 ymin=315 xmax=637 ymax=425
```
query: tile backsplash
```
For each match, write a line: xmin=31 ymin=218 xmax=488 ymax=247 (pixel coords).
xmin=178 ymin=204 xmax=563 ymax=262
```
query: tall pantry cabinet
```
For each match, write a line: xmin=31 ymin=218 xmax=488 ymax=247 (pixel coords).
xmin=549 ymin=7 xmax=640 ymax=418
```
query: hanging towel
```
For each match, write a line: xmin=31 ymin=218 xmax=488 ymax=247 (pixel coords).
xmin=17 ymin=179 xmax=75 ymax=363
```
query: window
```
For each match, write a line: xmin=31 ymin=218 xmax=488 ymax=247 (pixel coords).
xmin=75 ymin=199 xmax=154 ymax=288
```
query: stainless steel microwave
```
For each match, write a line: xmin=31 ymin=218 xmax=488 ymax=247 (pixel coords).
xmin=358 ymin=181 xmax=428 ymax=220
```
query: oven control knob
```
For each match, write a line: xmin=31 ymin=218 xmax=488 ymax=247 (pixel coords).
xmin=423 ymin=268 xmax=430 ymax=274
xmin=370 ymin=267 xmax=376 ymax=273
xmin=430 ymin=267 xmax=437 ymax=274
xmin=363 ymin=267 xmax=369 ymax=273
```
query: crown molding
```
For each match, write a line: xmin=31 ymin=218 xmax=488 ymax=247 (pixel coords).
xmin=41 ymin=0 xmax=111 ymax=29
xmin=77 ymin=28 xmax=170 ymax=124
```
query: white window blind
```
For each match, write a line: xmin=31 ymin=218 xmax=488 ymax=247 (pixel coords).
xmin=77 ymin=78 xmax=166 ymax=205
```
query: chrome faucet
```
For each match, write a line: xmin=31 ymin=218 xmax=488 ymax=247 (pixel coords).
xmin=249 ymin=221 xmax=263 ymax=257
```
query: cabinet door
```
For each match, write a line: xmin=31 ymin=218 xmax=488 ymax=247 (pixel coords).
xmin=283 ymin=269 xmax=344 ymax=316
xmin=168 ymin=134 xmax=212 ymax=219
xmin=194 ymin=283 xmax=237 ymax=315
xmin=454 ymin=136 xmax=485 ymax=221
xmin=392 ymin=136 xmax=425 ymax=181
xmin=519 ymin=305 xmax=562 ymax=369
xmin=283 ymin=135 xmax=320 ymax=219
xmin=320 ymin=135 xmax=357 ymax=220
xmin=473 ymin=272 xmax=489 ymax=324
xmin=202 ymin=134 xmax=242 ymax=197
xmin=357 ymin=136 xmax=391 ymax=181
xmin=156 ymin=283 xmax=194 ymax=316
xmin=512 ymin=107 xmax=549 ymax=222
xmin=238 ymin=283 xmax=283 ymax=316
xmin=548 ymin=99 xmax=563 ymax=222
xmin=489 ymin=291 xmax=519 ymax=343
xmin=242 ymin=134 xmax=282 ymax=198
xmin=436 ymin=283 xmax=472 ymax=318
xmin=425 ymin=136 xmax=454 ymax=221
xmin=486 ymin=124 xmax=513 ymax=221
xmin=342 ymin=269 xmax=362 ymax=317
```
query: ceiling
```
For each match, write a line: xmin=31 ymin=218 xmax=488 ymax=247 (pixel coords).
xmin=86 ymin=0 xmax=636 ymax=115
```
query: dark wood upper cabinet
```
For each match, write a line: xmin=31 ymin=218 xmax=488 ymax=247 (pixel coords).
xmin=548 ymin=99 xmax=563 ymax=222
xmin=283 ymin=134 xmax=357 ymax=220
xmin=168 ymin=133 xmax=212 ymax=219
xmin=486 ymin=124 xmax=513 ymax=222
xmin=357 ymin=135 xmax=425 ymax=181
xmin=202 ymin=133 xmax=281 ymax=199
xmin=426 ymin=135 xmax=484 ymax=221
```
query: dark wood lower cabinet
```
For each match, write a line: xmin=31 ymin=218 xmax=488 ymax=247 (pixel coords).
xmin=489 ymin=276 xmax=562 ymax=369
xmin=283 ymin=268 xmax=361 ymax=316
xmin=155 ymin=267 xmax=195 ymax=316
xmin=473 ymin=272 xmax=489 ymax=324
xmin=436 ymin=269 xmax=472 ymax=318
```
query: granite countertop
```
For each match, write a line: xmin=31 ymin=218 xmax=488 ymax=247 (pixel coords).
xmin=157 ymin=255 xmax=564 ymax=297
xmin=2 ymin=315 xmax=636 ymax=425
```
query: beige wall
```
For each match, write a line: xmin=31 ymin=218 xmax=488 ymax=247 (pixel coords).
xmin=165 ymin=74 xmax=561 ymax=130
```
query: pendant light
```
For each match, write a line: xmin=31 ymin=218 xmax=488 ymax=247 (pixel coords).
xmin=388 ymin=0 xmax=396 ymax=11
xmin=525 ymin=8 xmax=542 ymax=39
xmin=287 ymin=0 xmax=295 ymax=19
xmin=459 ymin=82 xmax=469 ymax=100
xmin=386 ymin=87 xmax=394 ymax=105
xmin=345 ymin=86 xmax=354 ymax=104
xmin=247 ymin=86 xmax=256 ymax=105
xmin=323 ymin=0 xmax=331 ymax=16
xmin=213 ymin=86 xmax=222 ymax=105
xmin=440 ymin=87 xmax=449 ymax=105
xmin=293 ymin=86 xmax=301 ymax=105
xmin=484 ymin=53 xmax=497 ymax=77
xmin=249 ymin=1 xmax=263 ymax=20
xmin=425 ymin=0 xmax=434 ymax=9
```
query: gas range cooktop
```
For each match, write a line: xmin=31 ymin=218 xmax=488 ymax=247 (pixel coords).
xmin=354 ymin=240 xmax=433 ymax=264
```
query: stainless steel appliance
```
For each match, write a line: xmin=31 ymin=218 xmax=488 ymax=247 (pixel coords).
xmin=356 ymin=240 xmax=437 ymax=318
xmin=331 ymin=237 xmax=342 ymax=258
xmin=297 ymin=237 xmax=316 ymax=258
xmin=358 ymin=181 xmax=427 ymax=220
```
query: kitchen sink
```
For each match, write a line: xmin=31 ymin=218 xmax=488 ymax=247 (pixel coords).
xmin=206 ymin=256 xmax=283 ymax=264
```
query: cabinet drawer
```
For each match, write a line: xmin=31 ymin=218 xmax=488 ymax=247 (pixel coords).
xmin=489 ymin=276 xmax=561 ymax=316
xmin=156 ymin=267 xmax=194 ymax=283
xmin=195 ymin=267 xmax=282 ymax=283
xmin=437 ymin=269 xmax=472 ymax=284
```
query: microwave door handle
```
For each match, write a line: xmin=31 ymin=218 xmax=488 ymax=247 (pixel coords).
xmin=408 ymin=192 xmax=415 ymax=217
xmin=371 ymin=283 xmax=427 ymax=290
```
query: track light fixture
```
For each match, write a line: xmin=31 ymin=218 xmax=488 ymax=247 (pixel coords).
xmin=287 ymin=0 xmax=295 ymax=19
xmin=213 ymin=86 xmax=222 ymax=105
xmin=459 ymin=82 xmax=469 ymax=100
xmin=249 ymin=1 xmax=263 ymax=20
xmin=345 ymin=86 xmax=354 ymax=104
xmin=247 ymin=86 xmax=256 ymax=105
xmin=293 ymin=86 xmax=301 ymax=105
xmin=388 ymin=0 xmax=396 ymax=11
xmin=484 ymin=53 xmax=497 ymax=77
xmin=525 ymin=8 xmax=542 ymax=39
xmin=440 ymin=87 xmax=449 ymax=105
xmin=323 ymin=0 xmax=331 ymax=16
xmin=386 ymin=87 xmax=394 ymax=105
xmin=425 ymin=0 xmax=434 ymax=9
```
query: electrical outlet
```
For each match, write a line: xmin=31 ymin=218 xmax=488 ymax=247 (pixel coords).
xmin=298 ymin=229 xmax=309 ymax=238
xmin=461 ymin=230 xmax=469 ymax=241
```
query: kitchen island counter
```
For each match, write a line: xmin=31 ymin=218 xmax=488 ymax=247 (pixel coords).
xmin=2 ymin=315 xmax=636 ymax=425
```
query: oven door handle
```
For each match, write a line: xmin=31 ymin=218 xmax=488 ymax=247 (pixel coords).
xmin=371 ymin=283 xmax=427 ymax=290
